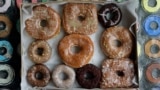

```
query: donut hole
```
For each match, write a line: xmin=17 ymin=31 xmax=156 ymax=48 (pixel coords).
xmin=152 ymin=68 xmax=160 ymax=79
xmin=36 ymin=48 xmax=44 ymax=56
xmin=116 ymin=70 xmax=125 ymax=77
xmin=0 ymin=70 xmax=8 ymax=79
xmin=148 ymin=0 xmax=157 ymax=7
xmin=150 ymin=44 xmax=159 ymax=54
xmin=40 ymin=20 xmax=48 ymax=27
xmin=35 ymin=72 xmax=44 ymax=80
xmin=0 ymin=21 xmax=6 ymax=30
xmin=78 ymin=15 xmax=86 ymax=22
xmin=150 ymin=21 xmax=158 ymax=30
xmin=59 ymin=72 xmax=68 ymax=80
xmin=84 ymin=72 xmax=94 ymax=80
xmin=0 ymin=47 xmax=7 ymax=55
xmin=71 ymin=45 xmax=81 ymax=54
xmin=112 ymin=40 xmax=122 ymax=47
xmin=0 ymin=0 xmax=5 ymax=7
xmin=105 ymin=13 xmax=113 ymax=20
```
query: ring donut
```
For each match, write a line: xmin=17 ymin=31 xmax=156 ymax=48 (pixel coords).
xmin=27 ymin=64 xmax=50 ymax=87
xmin=52 ymin=65 xmax=75 ymax=88
xmin=142 ymin=0 xmax=160 ymax=13
xmin=0 ymin=0 xmax=11 ymax=13
xmin=62 ymin=3 xmax=98 ymax=35
xmin=58 ymin=34 xmax=94 ymax=68
xmin=25 ymin=4 xmax=61 ymax=40
xmin=28 ymin=40 xmax=52 ymax=64
xmin=0 ymin=15 xmax=12 ymax=38
xmin=98 ymin=3 xmax=122 ymax=28
xmin=145 ymin=39 xmax=160 ymax=58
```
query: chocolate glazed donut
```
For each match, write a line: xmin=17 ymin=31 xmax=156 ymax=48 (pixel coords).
xmin=98 ymin=3 xmax=122 ymax=28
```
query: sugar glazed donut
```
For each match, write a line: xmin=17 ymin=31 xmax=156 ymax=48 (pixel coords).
xmin=25 ymin=4 xmax=61 ymax=40
xmin=101 ymin=26 xmax=133 ymax=58
xmin=76 ymin=64 xmax=102 ymax=89
xmin=28 ymin=40 xmax=52 ymax=64
xmin=62 ymin=3 xmax=98 ymax=35
xmin=101 ymin=58 xmax=134 ymax=88
xmin=52 ymin=65 xmax=75 ymax=88
xmin=27 ymin=64 xmax=50 ymax=87
xmin=98 ymin=3 xmax=122 ymax=28
xmin=58 ymin=34 xmax=94 ymax=68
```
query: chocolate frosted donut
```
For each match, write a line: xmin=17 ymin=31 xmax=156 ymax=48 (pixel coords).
xmin=98 ymin=3 xmax=122 ymax=28
xmin=76 ymin=64 xmax=101 ymax=89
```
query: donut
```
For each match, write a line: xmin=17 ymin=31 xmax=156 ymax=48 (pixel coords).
xmin=146 ymin=63 xmax=160 ymax=83
xmin=98 ymin=3 xmax=122 ymax=28
xmin=58 ymin=34 xmax=94 ymax=68
xmin=101 ymin=26 xmax=133 ymax=58
xmin=101 ymin=58 xmax=134 ymax=88
xmin=28 ymin=40 xmax=51 ymax=64
xmin=27 ymin=64 xmax=50 ymax=87
xmin=52 ymin=65 xmax=75 ymax=88
xmin=142 ymin=0 xmax=160 ymax=13
xmin=145 ymin=39 xmax=160 ymax=58
xmin=0 ymin=0 xmax=11 ymax=13
xmin=0 ymin=40 xmax=13 ymax=62
xmin=0 ymin=15 xmax=12 ymax=38
xmin=25 ymin=4 xmax=61 ymax=40
xmin=143 ymin=15 xmax=160 ymax=36
xmin=76 ymin=64 xmax=101 ymax=89
xmin=62 ymin=3 xmax=98 ymax=35
xmin=0 ymin=64 xmax=15 ymax=86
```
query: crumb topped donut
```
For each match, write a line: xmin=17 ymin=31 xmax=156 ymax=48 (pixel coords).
xmin=63 ymin=3 xmax=98 ymax=35
xmin=25 ymin=4 xmax=60 ymax=40
xmin=58 ymin=34 xmax=94 ymax=68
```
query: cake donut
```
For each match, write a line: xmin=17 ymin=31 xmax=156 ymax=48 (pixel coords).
xmin=101 ymin=26 xmax=133 ymax=58
xmin=28 ymin=40 xmax=51 ymax=64
xmin=101 ymin=58 xmax=134 ymax=88
xmin=27 ymin=64 xmax=50 ymax=87
xmin=76 ymin=64 xmax=101 ymax=89
xmin=58 ymin=34 xmax=94 ymax=68
xmin=0 ymin=40 xmax=13 ymax=62
xmin=142 ymin=0 xmax=160 ymax=13
xmin=62 ymin=3 xmax=98 ymax=35
xmin=0 ymin=64 xmax=15 ymax=86
xmin=0 ymin=15 xmax=12 ymax=38
xmin=25 ymin=4 xmax=61 ymax=40
xmin=52 ymin=65 xmax=75 ymax=88
xmin=0 ymin=0 xmax=11 ymax=13
xmin=98 ymin=3 xmax=122 ymax=28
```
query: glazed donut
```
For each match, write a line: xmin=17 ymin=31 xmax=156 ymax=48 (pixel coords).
xmin=58 ymin=34 xmax=94 ymax=68
xmin=0 ymin=0 xmax=11 ymax=13
xmin=143 ymin=15 xmax=160 ymax=36
xmin=0 ymin=15 xmax=12 ymax=38
xmin=0 ymin=40 xmax=13 ymax=62
xmin=145 ymin=39 xmax=160 ymax=58
xmin=146 ymin=63 xmax=160 ymax=83
xmin=28 ymin=40 xmax=51 ymax=64
xmin=101 ymin=58 xmax=134 ymax=88
xmin=27 ymin=64 xmax=50 ymax=87
xmin=98 ymin=3 xmax=122 ymax=28
xmin=52 ymin=65 xmax=75 ymax=88
xmin=62 ymin=3 xmax=98 ymax=35
xmin=142 ymin=0 xmax=160 ymax=13
xmin=76 ymin=64 xmax=101 ymax=89
xmin=101 ymin=26 xmax=133 ymax=58
xmin=25 ymin=4 xmax=61 ymax=40
xmin=0 ymin=64 xmax=15 ymax=86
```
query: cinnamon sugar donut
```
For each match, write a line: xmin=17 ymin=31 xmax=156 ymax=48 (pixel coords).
xmin=58 ymin=34 xmax=94 ymax=68
xmin=25 ymin=4 xmax=60 ymax=40
xmin=101 ymin=58 xmax=134 ymax=88
xmin=101 ymin=26 xmax=133 ymax=58
xmin=62 ymin=3 xmax=98 ymax=35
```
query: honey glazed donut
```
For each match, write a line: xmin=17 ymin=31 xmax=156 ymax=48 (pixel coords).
xmin=58 ymin=34 xmax=94 ymax=68
xmin=25 ymin=4 xmax=61 ymax=40
xmin=62 ymin=3 xmax=98 ymax=35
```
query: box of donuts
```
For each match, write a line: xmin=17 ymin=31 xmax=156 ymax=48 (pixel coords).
xmin=20 ymin=0 xmax=139 ymax=89
xmin=138 ymin=0 xmax=160 ymax=90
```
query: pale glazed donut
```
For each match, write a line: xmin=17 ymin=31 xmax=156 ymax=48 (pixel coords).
xmin=0 ymin=15 xmax=12 ymax=38
xmin=28 ymin=40 xmax=52 ymax=64
xmin=63 ymin=3 xmax=98 ymax=35
xmin=58 ymin=34 xmax=94 ymax=68
xmin=52 ymin=65 xmax=75 ymax=88
xmin=101 ymin=26 xmax=133 ymax=58
xmin=0 ymin=0 xmax=11 ymax=13
xmin=101 ymin=58 xmax=134 ymax=88
xmin=25 ymin=4 xmax=60 ymax=40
